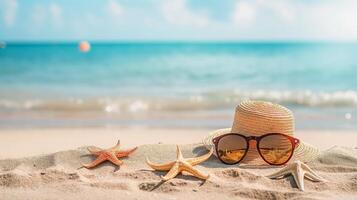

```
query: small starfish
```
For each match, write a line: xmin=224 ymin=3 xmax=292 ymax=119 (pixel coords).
xmin=146 ymin=146 xmax=213 ymax=181
xmin=267 ymin=161 xmax=325 ymax=191
xmin=82 ymin=140 xmax=137 ymax=169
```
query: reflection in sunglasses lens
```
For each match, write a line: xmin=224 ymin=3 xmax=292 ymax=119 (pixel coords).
xmin=259 ymin=134 xmax=293 ymax=165
xmin=217 ymin=135 xmax=247 ymax=164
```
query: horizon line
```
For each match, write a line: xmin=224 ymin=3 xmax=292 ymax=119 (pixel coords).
xmin=2 ymin=39 xmax=357 ymax=45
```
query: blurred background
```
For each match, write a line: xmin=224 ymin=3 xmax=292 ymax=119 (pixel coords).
xmin=0 ymin=0 xmax=357 ymax=129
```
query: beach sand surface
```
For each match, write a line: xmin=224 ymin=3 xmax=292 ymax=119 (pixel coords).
xmin=0 ymin=128 xmax=356 ymax=200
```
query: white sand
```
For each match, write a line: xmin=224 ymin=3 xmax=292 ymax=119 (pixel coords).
xmin=0 ymin=128 xmax=356 ymax=199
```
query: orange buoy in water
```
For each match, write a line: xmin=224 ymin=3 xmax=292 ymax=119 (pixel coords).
xmin=79 ymin=41 xmax=90 ymax=53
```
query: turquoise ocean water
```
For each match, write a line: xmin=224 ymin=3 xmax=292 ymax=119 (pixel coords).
xmin=0 ymin=42 xmax=357 ymax=129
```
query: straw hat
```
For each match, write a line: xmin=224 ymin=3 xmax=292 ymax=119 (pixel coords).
xmin=203 ymin=100 xmax=319 ymax=164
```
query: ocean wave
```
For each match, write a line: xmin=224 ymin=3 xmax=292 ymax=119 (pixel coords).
xmin=226 ymin=90 xmax=357 ymax=107
xmin=1 ymin=90 xmax=357 ymax=113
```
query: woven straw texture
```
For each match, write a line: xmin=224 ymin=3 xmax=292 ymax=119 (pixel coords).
xmin=202 ymin=101 xmax=320 ymax=164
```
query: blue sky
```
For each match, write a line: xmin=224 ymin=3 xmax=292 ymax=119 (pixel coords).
xmin=0 ymin=0 xmax=357 ymax=41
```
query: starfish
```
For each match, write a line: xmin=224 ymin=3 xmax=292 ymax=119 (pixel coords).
xmin=267 ymin=161 xmax=325 ymax=191
xmin=146 ymin=146 xmax=213 ymax=181
xmin=82 ymin=140 xmax=137 ymax=169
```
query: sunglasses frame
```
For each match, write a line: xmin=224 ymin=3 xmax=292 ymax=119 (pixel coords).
xmin=212 ymin=133 xmax=300 ymax=166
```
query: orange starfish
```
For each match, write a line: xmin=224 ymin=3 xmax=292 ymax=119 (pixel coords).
xmin=82 ymin=140 xmax=137 ymax=169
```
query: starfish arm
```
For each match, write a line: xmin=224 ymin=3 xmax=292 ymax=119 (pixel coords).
xmin=176 ymin=145 xmax=184 ymax=160
xmin=116 ymin=147 xmax=138 ymax=158
xmin=82 ymin=154 xmax=107 ymax=169
xmin=293 ymin=164 xmax=305 ymax=191
xmin=161 ymin=162 xmax=180 ymax=181
xmin=110 ymin=140 xmax=121 ymax=151
xmin=300 ymin=162 xmax=312 ymax=171
xmin=182 ymin=162 xmax=210 ymax=180
xmin=107 ymin=152 xmax=124 ymax=166
xmin=267 ymin=161 xmax=325 ymax=191
xmin=187 ymin=148 xmax=213 ymax=166
xmin=87 ymin=146 xmax=103 ymax=155
xmin=305 ymin=171 xmax=325 ymax=182
xmin=146 ymin=157 xmax=175 ymax=171
xmin=301 ymin=163 xmax=325 ymax=182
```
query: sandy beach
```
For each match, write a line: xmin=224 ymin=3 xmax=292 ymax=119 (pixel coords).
xmin=0 ymin=128 xmax=356 ymax=200
xmin=2 ymin=0 xmax=357 ymax=198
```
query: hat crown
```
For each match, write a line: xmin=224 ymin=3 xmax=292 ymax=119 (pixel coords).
xmin=231 ymin=101 xmax=295 ymax=136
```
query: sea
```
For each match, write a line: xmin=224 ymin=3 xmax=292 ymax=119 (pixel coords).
xmin=0 ymin=42 xmax=357 ymax=129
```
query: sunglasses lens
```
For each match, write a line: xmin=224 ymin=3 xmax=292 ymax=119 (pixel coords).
xmin=217 ymin=135 xmax=247 ymax=164
xmin=259 ymin=134 xmax=293 ymax=165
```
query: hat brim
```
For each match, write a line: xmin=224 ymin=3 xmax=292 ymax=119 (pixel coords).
xmin=202 ymin=128 xmax=320 ymax=163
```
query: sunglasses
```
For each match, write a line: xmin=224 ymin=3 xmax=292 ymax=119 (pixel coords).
xmin=212 ymin=133 xmax=300 ymax=165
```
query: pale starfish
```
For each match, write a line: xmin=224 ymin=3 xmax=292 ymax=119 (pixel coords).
xmin=82 ymin=140 xmax=137 ymax=169
xmin=267 ymin=161 xmax=325 ymax=191
xmin=146 ymin=146 xmax=213 ymax=181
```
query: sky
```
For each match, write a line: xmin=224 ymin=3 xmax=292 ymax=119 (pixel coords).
xmin=0 ymin=0 xmax=357 ymax=42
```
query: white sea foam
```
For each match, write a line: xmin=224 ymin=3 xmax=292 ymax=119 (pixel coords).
xmin=230 ymin=90 xmax=357 ymax=107
xmin=128 ymin=100 xmax=148 ymax=112
xmin=1 ymin=90 xmax=357 ymax=113
xmin=104 ymin=104 xmax=120 ymax=113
